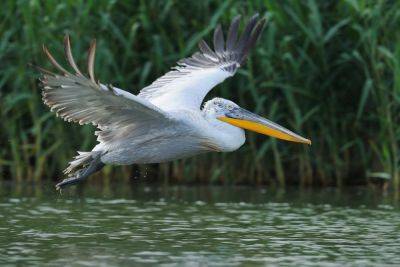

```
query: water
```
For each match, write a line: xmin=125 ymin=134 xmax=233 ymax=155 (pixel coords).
xmin=0 ymin=184 xmax=399 ymax=266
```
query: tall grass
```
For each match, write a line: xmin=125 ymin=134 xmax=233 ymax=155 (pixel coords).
xmin=0 ymin=0 xmax=399 ymax=189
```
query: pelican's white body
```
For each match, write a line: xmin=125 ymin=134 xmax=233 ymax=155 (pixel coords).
xmin=96 ymin=107 xmax=245 ymax=165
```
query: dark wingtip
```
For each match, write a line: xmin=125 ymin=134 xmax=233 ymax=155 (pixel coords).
xmin=194 ymin=13 xmax=267 ymax=69
xmin=226 ymin=15 xmax=242 ymax=51
xmin=213 ymin=24 xmax=225 ymax=54
xmin=238 ymin=15 xmax=267 ymax=64
xmin=251 ymin=17 xmax=267 ymax=44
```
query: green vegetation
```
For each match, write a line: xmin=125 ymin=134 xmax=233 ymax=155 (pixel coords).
xmin=0 ymin=0 xmax=399 ymax=189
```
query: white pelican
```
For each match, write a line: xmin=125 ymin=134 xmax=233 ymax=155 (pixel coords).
xmin=37 ymin=14 xmax=311 ymax=190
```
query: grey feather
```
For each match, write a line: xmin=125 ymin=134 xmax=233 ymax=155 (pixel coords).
xmin=235 ymin=13 xmax=259 ymax=53
xmin=43 ymin=45 xmax=71 ymax=76
xmin=213 ymin=24 xmax=225 ymax=56
xmin=226 ymin=15 xmax=241 ymax=51
xmin=39 ymin=35 xmax=173 ymax=144
xmin=64 ymin=35 xmax=83 ymax=76
xmin=240 ymin=18 xmax=266 ymax=64
xmin=198 ymin=39 xmax=217 ymax=59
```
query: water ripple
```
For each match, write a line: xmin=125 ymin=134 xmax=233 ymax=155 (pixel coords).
xmin=0 ymin=186 xmax=399 ymax=266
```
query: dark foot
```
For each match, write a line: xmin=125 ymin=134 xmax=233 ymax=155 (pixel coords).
xmin=55 ymin=158 xmax=104 ymax=191
xmin=55 ymin=175 xmax=86 ymax=191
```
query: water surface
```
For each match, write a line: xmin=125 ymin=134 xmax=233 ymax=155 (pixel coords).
xmin=0 ymin=184 xmax=399 ymax=266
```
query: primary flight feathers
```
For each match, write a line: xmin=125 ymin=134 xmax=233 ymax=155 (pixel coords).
xmin=40 ymin=35 xmax=171 ymax=146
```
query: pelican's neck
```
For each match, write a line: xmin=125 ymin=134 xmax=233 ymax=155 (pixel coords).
xmin=202 ymin=109 xmax=246 ymax=152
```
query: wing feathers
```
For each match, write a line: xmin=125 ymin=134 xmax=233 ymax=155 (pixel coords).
xmin=64 ymin=35 xmax=83 ymax=76
xmin=87 ymin=39 xmax=97 ymax=84
xmin=38 ymin=36 xmax=170 ymax=140
xmin=198 ymin=39 xmax=217 ymax=60
xmin=42 ymin=45 xmax=71 ymax=76
xmin=240 ymin=18 xmax=266 ymax=64
xmin=226 ymin=15 xmax=241 ymax=51
xmin=213 ymin=24 xmax=225 ymax=56
xmin=138 ymin=14 xmax=266 ymax=110
xmin=235 ymin=13 xmax=260 ymax=53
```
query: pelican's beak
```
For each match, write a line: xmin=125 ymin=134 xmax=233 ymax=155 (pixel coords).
xmin=218 ymin=107 xmax=311 ymax=145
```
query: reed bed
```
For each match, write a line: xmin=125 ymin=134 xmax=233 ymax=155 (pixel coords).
xmin=0 ymin=0 xmax=399 ymax=189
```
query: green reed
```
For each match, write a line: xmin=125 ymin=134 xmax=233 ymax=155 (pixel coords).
xmin=0 ymin=0 xmax=399 ymax=189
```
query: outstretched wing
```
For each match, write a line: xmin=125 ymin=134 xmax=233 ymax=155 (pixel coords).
xmin=138 ymin=14 xmax=266 ymax=111
xmin=39 ymin=36 xmax=172 ymax=144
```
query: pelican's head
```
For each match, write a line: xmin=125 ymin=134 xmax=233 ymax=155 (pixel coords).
xmin=203 ymin=98 xmax=311 ymax=145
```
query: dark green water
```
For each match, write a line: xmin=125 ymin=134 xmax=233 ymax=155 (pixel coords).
xmin=0 ymin=184 xmax=399 ymax=266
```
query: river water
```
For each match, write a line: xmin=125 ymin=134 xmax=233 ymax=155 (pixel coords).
xmin=0 ymin=184 xmax=399 ymax=266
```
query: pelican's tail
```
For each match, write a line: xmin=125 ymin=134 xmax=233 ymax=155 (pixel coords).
xmin=64 ymin=151 xmax=99 ymax=175
xmin=56 ymin=151 xmax=104 ymax=190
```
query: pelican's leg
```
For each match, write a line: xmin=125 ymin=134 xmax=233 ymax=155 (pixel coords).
xmin=56 ymin=157 xmax=104 ymax=190
xmin=55 ymin=170 xmax=86 ymax=190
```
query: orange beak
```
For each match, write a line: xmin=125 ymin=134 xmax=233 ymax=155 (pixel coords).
xmin=218 ymin=108 xmax=311 ymax=145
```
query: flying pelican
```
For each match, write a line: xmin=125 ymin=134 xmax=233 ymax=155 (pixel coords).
xmin=37 ymin=14 xmax=311 ymax=190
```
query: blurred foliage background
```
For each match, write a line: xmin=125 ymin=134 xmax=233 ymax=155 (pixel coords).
xmin=0 ymin=0 xmax=399 ymax=189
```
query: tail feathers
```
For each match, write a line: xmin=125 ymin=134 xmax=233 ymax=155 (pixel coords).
xmin=63 ymin=151 xmax=99 ymax=175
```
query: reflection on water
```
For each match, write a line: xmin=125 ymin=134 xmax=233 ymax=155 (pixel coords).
xmin=0 ymin=184 xmax=399 ymax=266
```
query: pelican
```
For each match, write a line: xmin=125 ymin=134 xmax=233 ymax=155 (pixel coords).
xmin=37 ymin=14 xmax=311 ymax=190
